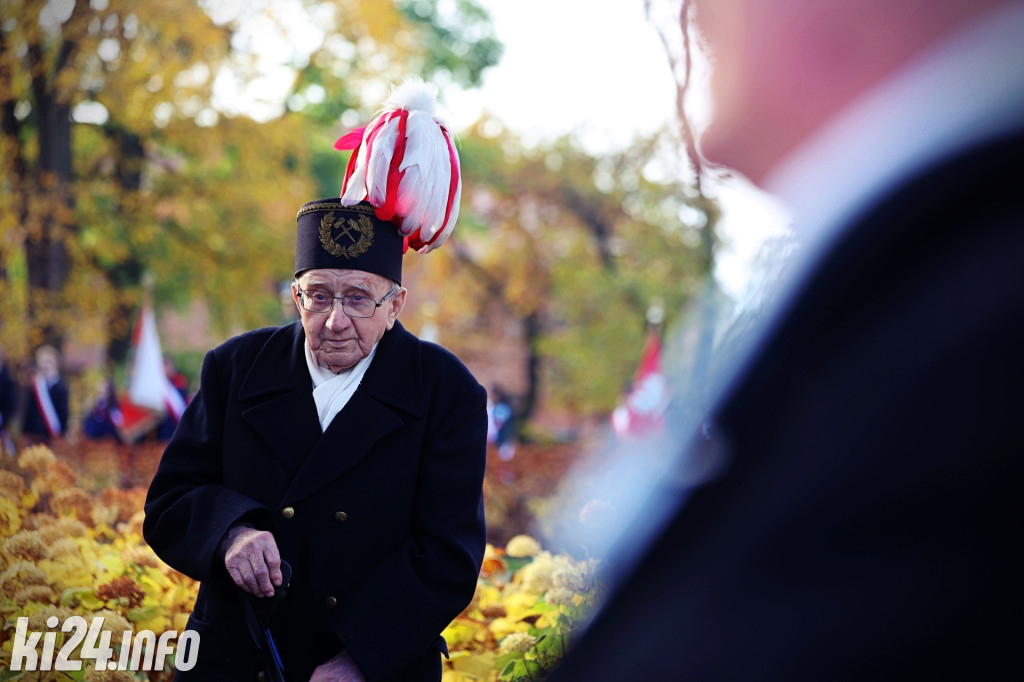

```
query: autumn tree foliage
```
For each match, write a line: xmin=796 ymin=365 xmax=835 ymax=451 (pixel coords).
xmin=401 ymin=122 xmax=713 ymax=426
xmin=1 ymin=0 xmax=710 ymax=437
xmin=2 ymin=0 xmax=230 ymax=358
xmin=0 ymin=0 xmax=501 ymax=365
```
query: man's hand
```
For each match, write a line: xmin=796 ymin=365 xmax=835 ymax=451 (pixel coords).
xmin=222 ymin=526 xmax=282 ymax=598
xmin=310 ymin=649 xmax=365 ymax=682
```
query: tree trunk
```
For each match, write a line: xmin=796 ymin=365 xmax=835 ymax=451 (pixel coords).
xmin=25 ymin=40 xmax=76 ymax=351
xmin=105 ymin=127 xmax=146 ymax=365
xmin=519 ymin=311 xmax=542 ymax=427
xmin=0 ymin=27 xmax=28 ymax=347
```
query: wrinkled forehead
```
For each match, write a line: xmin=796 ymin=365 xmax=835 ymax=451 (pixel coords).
xmin=297 ymin=268 xmax=387 ymax=293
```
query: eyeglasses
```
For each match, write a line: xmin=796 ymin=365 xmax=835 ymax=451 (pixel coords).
xmin=296 ymin=287 xmax=398 ymax=318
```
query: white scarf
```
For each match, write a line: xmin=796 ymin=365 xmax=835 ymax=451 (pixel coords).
xmin=303 ymin=342 xmax=378 ymax=431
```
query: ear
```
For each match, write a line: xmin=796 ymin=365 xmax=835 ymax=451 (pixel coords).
xmin=386 ymin=288 xmax=407 ymax=330
xmin=291 ymin=282 xmax=304 ymax=315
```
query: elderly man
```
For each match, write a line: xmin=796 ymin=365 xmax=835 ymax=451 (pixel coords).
xmin=145 ymin=82 xmax=485 ymax=681
xmin=553 ymin=1 xmax=1024 ymax=680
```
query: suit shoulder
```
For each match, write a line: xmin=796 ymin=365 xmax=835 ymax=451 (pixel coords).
xmin=393 ymin=329 xmax=484 ymax=406
xmin=417 ymin=337 xmax=480 ymax=387
xmin=208 ymin=324 xmax=297 ymax=365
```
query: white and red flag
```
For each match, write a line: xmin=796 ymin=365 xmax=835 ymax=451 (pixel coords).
xmin=610 ymin=331 xmax=669 ymax=439
xmin=128 ymin=304 xmax=186 ymax=423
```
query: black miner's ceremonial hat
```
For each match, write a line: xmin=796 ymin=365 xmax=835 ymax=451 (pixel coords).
xmin=294 ymin=198 xmax=405 ymax=284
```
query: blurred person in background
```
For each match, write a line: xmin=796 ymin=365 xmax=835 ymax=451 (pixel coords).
xmin=0 ymin=345 xmax=17 ymax=454
xmin=156 ymin=356 xmax=189 ymax=441
xmin=82 ymin=378 xmax=124 ymax=443
xmin=19 ymin=345 xmax=69 ymax=444
xmin=552 ymin=0 xmax=1024 ymax=679
xmin=490 ymin=385 xmax=517 ymax=462
xmin=144 ymin=80 xmax=486 ymax=682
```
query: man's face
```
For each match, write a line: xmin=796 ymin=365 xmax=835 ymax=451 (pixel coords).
xmin=37 ymin=352 xmax=58 ymax=380
xmin=694 ymin=0 xmax=789 ymax=180
xmin=694 ymin=0 xmax=856 ymax=182
xmin=292 ymin=268 xmax=406 ymax=373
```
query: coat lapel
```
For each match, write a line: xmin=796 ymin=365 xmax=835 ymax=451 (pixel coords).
xmin=281 ymin=321 xmax=426 ymax=504
xmin=238 ymin=323 xmax=323 ymax=475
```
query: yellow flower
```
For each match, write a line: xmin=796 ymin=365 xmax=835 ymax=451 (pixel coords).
xmin=36 ymin=523 xmax=67 ymax=544
xmin=21 ymin=512 xmax=54 ymax=531
xmin=27 ymin=606 xmax=74 ymax=630
xmin=30 ymin=460 xmax=77 ymax=497
xmin=95 ymin=575 xmax=145 ymax=609
xmin=94 ymin=609 xmax=133 ymax=639
xmin=55 ymin=516 xmax=89 ymax=537
xmin=505 ymin=534 xmax=542 ymax=558
xmin=545 ymin=587 xmax=575 ymax=608
xmin=498 ymin=632 xmax=538 ymax=655
xmin=38 ymin=553 xmax=95 ymax=589
xmin=120 ymin=510 xmax=146 ymax=538
xmin=0 ymin=496 xmax=23 ymax=536
xmin=48 ymin=537 xmax=82 ymax=558
xmin=0 ymin=470 xmax=28 ymax=498
xmin=3 ymin=529 xmax=50 ymax=561
xmin=513 ymin=551 xmax=575 ymax=594
xmin=92 ymin=504 xmax=118 ymax=528
xmin=12 ymin=583 xmax=55 ymax=603
xmin=99 ymin=488 xmax=145 ymax=526
xmin=17 ymin=445 xmax=56 ymax=472
xmin=552 ymin=564 xmax=586 ymax=592
xmin=121 ymin=544 xmax=160 ymax=569
xmin=1 ymin=560 xmax=48 ymax=591
xmin=50 ymin=487 xmax=94 ymax=525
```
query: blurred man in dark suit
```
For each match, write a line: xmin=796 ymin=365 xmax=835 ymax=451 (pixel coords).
xmin=19 ymin=345 xmax=69 ymax=443
xmin=0 ymin=345 xmax=17 ymax=454
xmin=553 ymin=1 xmax=1024 ymax=679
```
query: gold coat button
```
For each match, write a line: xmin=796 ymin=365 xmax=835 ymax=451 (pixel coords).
xmin=281 ymin=506 xmax=295 ymax=519
xmin=325 ymin=596 xmax=338 ymax=609
xmin=334 ymin=511 xmax=348 ymax=523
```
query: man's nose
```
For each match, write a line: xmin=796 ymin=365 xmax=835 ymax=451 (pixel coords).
xmin=325 ymin=303 xmax=352 ymax=330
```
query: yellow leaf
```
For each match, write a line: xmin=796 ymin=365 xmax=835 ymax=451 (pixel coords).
xmin=140 ymin=572 xmax=170 ymax=594
xmin=487 ymin=616 xmax=530 ymax=639
xmin=0 ymin=496 xmax=21 ymax=535
xmin=501 ymin=591 xmax=542 ymax=622
xmin=97 ymin=554 xmax=126 ymax=576
xmin=172 ymin=612 xmax=191 ymax=632
xmin=21 ymin=489 xmax=39 ymax=511
xmin=442 ymin=619 xmax=487 ymax=648
xmin=476 ymin=585 xmax=502 ymax=609
xmin=446 ymin=649 xmax=497 ymax=678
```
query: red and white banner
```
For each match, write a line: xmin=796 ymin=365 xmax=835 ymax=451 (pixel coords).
xmin=128 ymin=305 xmax=186 ymax=422
xmin=611 ymin=331 xmax=668 ymax=439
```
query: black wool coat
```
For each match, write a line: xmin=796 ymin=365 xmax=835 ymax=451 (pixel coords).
xmin=144 ymin=320 xmax=487 ymax=681
xmin=550 ymin=130 xmax=1024 ymax=678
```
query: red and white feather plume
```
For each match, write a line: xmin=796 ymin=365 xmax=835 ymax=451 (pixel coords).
xmin=335 ymin=79 xmax=462 ymax=253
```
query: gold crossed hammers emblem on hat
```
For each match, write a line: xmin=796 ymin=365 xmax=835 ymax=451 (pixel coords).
xmin=319 ymin=211 xmax=374 ymax=258
xmin=335 ymin=220 xmax=360 ymax=243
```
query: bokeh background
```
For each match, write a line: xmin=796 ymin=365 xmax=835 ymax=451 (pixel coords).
xmin=0 ymin=1 xmax=785 ymax=679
